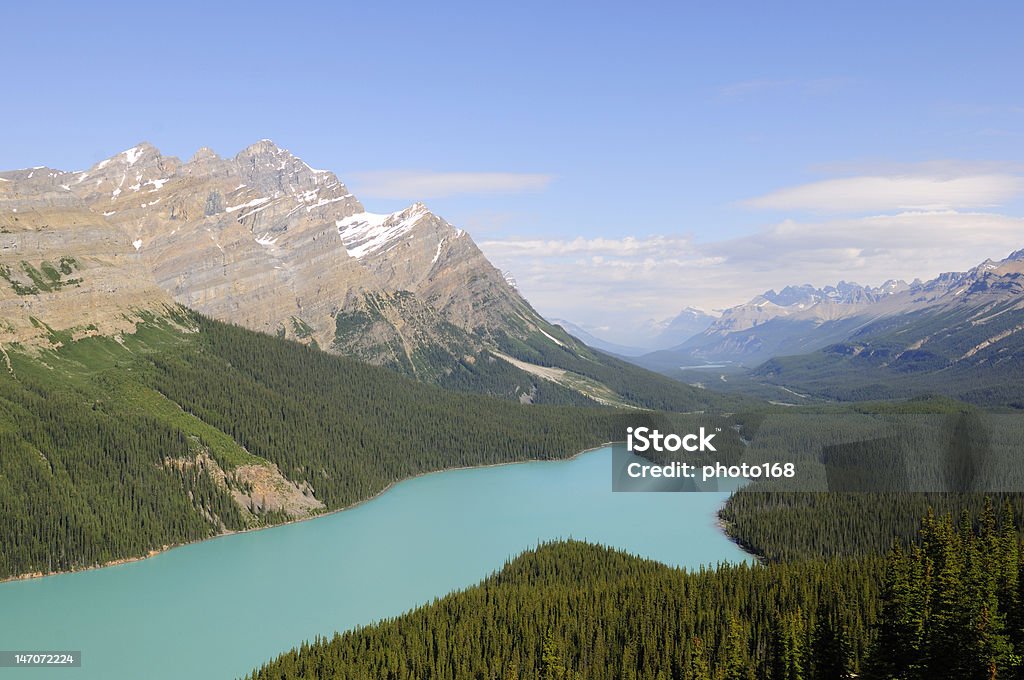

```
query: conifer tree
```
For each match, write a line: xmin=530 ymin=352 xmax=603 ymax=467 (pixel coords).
xmin=687 ymin=637 xmax=712 ymax=680
xmin=810 ymin=600 xmax=850 ymax=680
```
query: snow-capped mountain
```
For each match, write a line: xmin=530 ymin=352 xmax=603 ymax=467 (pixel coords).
xmin=632 ymin=253 xmax=1024 ymax=373
xmin=1 ymin=140 xmax=718 ymax=409
xmin=0 ymin=141 xmax=561 ymax=381
xmin=704 ymin=280 xmax=908 ymax=338
xmin=755 ymin=249 xmax=1024 ymax=406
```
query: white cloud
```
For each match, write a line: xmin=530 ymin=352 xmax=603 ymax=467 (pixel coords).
xmin=745 ymin=173 xmax=1024 ymax=213
xmin=480 ymin=235 xmax=693 ymax=258
xmin=348 ymin=170 xmax=553 ymax=200
xmin=480 ymin=210 xmax=1024 ymax=345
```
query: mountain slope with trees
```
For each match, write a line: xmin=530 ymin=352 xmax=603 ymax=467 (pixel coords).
xmin=0 ymin=312 xmax=651 ymax=580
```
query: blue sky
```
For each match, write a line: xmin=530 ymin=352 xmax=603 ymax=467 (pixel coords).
xmin=3 ymin=1 xmax=1023 ymax=338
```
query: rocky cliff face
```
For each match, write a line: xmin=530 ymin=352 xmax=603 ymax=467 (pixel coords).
xmin=1 ymin=140 xmax=567 ymax=386
xmin=60 ymin=141 xmax=372 ymax=349
xmin=0 ymin=166 xmax=175 ymax=346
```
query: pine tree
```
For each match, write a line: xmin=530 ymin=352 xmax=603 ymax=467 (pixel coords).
xmin=687 ymin=636 xmax=712 ymax=680
xmin=810 ymin=601 xmax=849 ymax=680
xmin=541 ymin=632 xmax=566 ymax=680
xmin=872 ymin=542 xmax=924 ymax=678
xmin=723 ymin=613 xmax=751 ymax=680
xmin=769 ymin=611 xmax=806 ymax=680
xmin=998 ymin=502 xmax=1022 ymax=653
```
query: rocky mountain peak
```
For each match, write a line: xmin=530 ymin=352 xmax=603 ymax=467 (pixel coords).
xmin=68 ymin=144 xmax=181 ymax=202
xmin=336 ymin=202 xmax=437 ymax=261
xmin=237 ymin=138 xmax=285 ymax=156
xmin=232 ymin=139 xmax=341 ymax=197
xmin=99 ymin=142 xmax=164 ymax=170
xmin=756 ymin=280 xmax=905 ymax=309
xmin=2 ymin=140 xmax=578 ymax=396
xmin=761 ymin=284 xmax=818 ymax=307
xmin=189 ymin=147 xmax=220 ymax=163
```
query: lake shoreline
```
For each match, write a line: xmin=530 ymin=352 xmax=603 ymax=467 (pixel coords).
xmin=1 ymin=441 xmax=627 ymax=585
xmin=714 ymin=512 xmax=767 ymax=564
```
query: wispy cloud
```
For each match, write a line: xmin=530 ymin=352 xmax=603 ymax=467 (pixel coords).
xmin=481 ymin=235 xmax=695 ymax=258
xmin=348 ymin=170 xmax=554 ymax=200
xmin=744 ymin=172 xmax=1024 ymax=213
xmin=480 ymin=210 xmax=1024 ymax=344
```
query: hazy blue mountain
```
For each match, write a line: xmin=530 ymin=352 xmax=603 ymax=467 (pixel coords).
xmin=553 ymin=307 xmax=716 ymax=357
xmin=549 ymin=319 xmax=649 ymax=356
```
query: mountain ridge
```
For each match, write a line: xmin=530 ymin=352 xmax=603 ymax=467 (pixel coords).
xmin=1 ymin=140 xmax=729 ymax=410
xmin=750 ymin=249 xmax=1024 ymax=406
xmin=630 ymin=250 xmax=1024 ymax=374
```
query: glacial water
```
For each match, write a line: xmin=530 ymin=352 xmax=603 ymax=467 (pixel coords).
xmin=0 ymin=447 xmax=750 ymax=679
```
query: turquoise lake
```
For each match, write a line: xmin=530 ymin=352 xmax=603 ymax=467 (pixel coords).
xmin=0 ymin=447 xmax=751 ymax=679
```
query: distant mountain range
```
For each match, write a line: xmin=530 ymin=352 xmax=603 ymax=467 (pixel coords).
xmin=634 ymin=279 xmax=910 ymax=371
xmin=756 ymin=250 xmax=1024 ymax=406
xmin=626 ymin=249 xmax=1024 ymax=407
xmin=0 ymin=141 xmax=732 ymax=411
xmin=553 ymin=307 xmax=717 ymax=356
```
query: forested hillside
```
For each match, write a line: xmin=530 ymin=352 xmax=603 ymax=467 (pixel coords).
xmin=248 ymin=541 xmax=882 ymax=680
xmin=0 ymin=313 xmax=646 ymax=580
xmin=721 ymin=491 xmax=1024 ymax=562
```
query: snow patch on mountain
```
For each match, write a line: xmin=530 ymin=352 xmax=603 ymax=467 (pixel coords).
xmin=337 ymin=203 xmax=430 ymax=260
xmin=431 ymin=237 xmax=447 ymax=266
xmin=539 ymin=327 xmax=566 ymax=347
xmin=123 ymin=146 xmax=145 ymax=166
xmin=226 ymin=197 xmax=272 ymax=213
